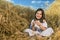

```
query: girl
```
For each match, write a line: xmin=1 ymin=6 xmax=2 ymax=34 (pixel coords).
xmin=24 ymin=8 xmax=54 ymax=37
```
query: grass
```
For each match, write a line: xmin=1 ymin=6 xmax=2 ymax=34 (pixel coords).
xmin=0 ymin=0 xmax=60 ymax=40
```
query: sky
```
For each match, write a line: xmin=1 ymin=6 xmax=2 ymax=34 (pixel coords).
xmin=6 ymin=0 xmax=55 ymax=9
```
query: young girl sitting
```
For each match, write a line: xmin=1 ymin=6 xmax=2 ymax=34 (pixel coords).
xmin=24 ymin=8 xmax=54 ymax=37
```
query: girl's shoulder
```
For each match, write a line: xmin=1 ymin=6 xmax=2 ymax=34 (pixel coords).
xmin=31 ymin=19 xmax=34 ymax=22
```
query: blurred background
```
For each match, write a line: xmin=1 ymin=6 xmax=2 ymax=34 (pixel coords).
xmin=0 ymin=0 xmax=60 ymax=40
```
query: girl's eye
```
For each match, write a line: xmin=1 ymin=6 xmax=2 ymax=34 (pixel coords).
xmin=36 ymin=13 xmax=39 ymax=14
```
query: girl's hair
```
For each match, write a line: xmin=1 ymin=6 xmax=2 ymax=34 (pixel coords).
xmin=34 ymin=8 xmax=45 ymax=23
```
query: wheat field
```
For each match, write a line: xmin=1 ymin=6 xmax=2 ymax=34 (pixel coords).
xmin=0 ymin=0 xmax=60 ymax=40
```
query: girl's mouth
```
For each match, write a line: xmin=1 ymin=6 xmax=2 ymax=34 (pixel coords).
xmin=37 ymin=16 xmax=40 ymax=17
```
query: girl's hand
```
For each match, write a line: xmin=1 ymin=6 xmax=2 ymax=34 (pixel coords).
xmin=35 ymin=20 xmax=42 ymax=26
xmin=35 ymin=20 xmax=47 ymax=30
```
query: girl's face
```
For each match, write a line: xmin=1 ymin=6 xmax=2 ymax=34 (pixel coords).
xmin=36 ymin=11 xmax=42 ymax=19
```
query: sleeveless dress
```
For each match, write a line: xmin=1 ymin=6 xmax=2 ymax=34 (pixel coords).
xmin=24 ymin=19 xmax=54 ymax=37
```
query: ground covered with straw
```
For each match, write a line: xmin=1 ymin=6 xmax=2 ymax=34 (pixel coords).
xmin=0 ymin=0 xmax=60 ymax=40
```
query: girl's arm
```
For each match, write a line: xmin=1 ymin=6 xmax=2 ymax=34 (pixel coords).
xmin=39 ymin=24 xmax=47 ymax=31
xmin=30 ymin=19 xmax=35 ymax=31
xmin=35 ymin=20 xmax=47 ymax=31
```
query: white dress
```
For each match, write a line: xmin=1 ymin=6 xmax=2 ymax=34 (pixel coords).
xmin=24 ymin=19 xmax=54 ymax=37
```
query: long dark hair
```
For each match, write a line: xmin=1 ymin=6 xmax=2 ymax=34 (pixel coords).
xmin=34 ymin=8 xmax=45 ymax=23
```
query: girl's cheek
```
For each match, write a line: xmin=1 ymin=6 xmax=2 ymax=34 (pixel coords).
xmin=40 ymin=15 xmax=42 ymax=17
